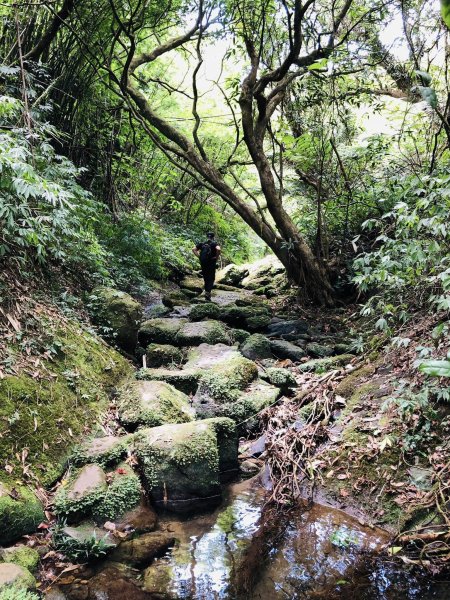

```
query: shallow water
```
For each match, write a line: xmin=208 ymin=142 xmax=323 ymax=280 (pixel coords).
xmin=142 ymin=477 xmax=450 ymax=599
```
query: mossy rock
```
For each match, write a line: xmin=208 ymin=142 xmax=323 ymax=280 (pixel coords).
xmin=246 ymin=314 xmax=271 ymax=332
xmin=135 ymin=418 xmax=237 ymax=513
xmin=176 ymin=320 xmax=231 ymax=346
xmin=215 ymin=264 xmax=249 ymax=286
xmin=334 ymin=364 xmax=377 ymax=399
xmin=71 ymin=435 xmax=132 ymax=468
xmin=269 ymin=339 xmax=306 ymax=362
xmin=136 ymin=368 xmax=199 ymax=395
xmin=138 ymin=318 xmax=187 ymax=346
xmin=89 ymin=287 xmax=143 ymax=352
xmin=145 ymin=344 xmax=184 ymax=368
xmin=189 ymin=303 xmax=220 ymax=321
xmin=0 ymin=547 xmax=39 ymax=574
xmin=180 ymin=276 xmax=204 ymax=293
xmin=261 ymin=368 xmax=296 ymax=390
xmin=221 ymin=304 xmax=271 ymax=329
xmin=240 ymin=334 xmax=272 ymax=360
xmin=0 ymin=585 xmax=39 ymax=599
xmin=161 ymin=290 xmax=191 ymax=308
xmin=145 ymin=304 xmax=171 ymax=319
xmin=0 ymin=485 xmax=44 ymax=546
xmin=94 ymin=463 xmax=141 ymax=522
xmin=109 ymin=532 xmax=176 ymax=566
xmin=196 ymin=355 xmax=258 ymax=404
xmin=0 ymin=564 xmax=36 ymax=592
xmin=0 ymin=321 xmax=132 ymax=488
xmin=231 ymin=329 xmax=251 ymax=344
xmin=298 ymin=354 xmax=354 ymax=373
xmin=54 ymin=464 xmax=108 ymax=523
xmin=117 ymin=380 xmax=194 ymax=430
xmin=195 ymin=381 xmax=280 ymax=431
xmin=306 ymin=342 xmax=335 ymax=358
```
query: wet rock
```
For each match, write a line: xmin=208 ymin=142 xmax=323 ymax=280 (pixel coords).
xmin=240 ymin=459 xmax=262 ymax=476
xmin=116 ymin=502 xmax=157 ymax=534
xmin=267 ymin=319 xmax=309 ymax=336
xmin=176 ymin=320 xmax=231 ymax=346
xmin=110 ymin=532 xmax=175 ymax=566
xmin=216 ymin=264 xmax=249 ymax=286
xmin=269 ymin=339 xmax=306 ymax=361
xmin=135 ymin=418 xmax=238 ymax=513
xmin=0 ymin=483 xmax=44 ymax=545
xmin=72 ymin=435 xmax=131 ymax=468
xmin=0 ymin=563 xmax=36 ymax=591
xmin=83 ymin=565 xmax=153 ymax=599
xmin=306 ymin=342 xmax=335 ymax=358
xmin=138 ymin=318 xmax=187 ymax=346
xmin=298 ymin=354 xmax=354 ymax=373
xmin=143 ymin=563 xmax=177 ymax=599
xmin=145 ymin=344 xmax=183 ymax=368
xmin=261 ymin=367 xmax=296 ymax=390
xmin=89 ymin=287 xmax=143 ymax=352
xmin=240 ymin=334 xmax=272 ymax=360
xmin=0 ymin=545 xmax=40 ymax=573
xmin=117 ymin=380 xmax=194 ymax=429
xmin=241 ymin=433 xmax=267 ymax=458
xmin=189 ymin=302 xmax=220 ymax=321
xmin=180 ymin=276 xmax=204 ymax=293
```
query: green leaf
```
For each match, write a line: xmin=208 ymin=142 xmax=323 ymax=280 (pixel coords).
xmin=414 ymin=70 xmax=432 ymax=85
xmin=441 ymin=0 xmax=450 ymax=30
xmin=308 ymin=58 xmax=328 ymax=71
xmin=419 ymin=359 xmax=450 ymax=377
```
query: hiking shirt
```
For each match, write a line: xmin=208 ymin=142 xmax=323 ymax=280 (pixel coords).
xmin=196 ymin=240 xmax=219 ymax=266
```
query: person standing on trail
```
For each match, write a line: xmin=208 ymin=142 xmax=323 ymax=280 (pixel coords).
xmin=193 ymin=232 xmax=221 ymax=301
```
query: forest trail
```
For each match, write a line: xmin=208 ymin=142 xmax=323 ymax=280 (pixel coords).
xmin=36 ymin=260 xmax=448 ymax=599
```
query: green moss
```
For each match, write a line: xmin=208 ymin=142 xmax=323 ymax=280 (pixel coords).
xmin=189 ymin=303 xmax=220 ymax=321
xmin=71 ymin=436 xmax=131 ymax=468
xmin=298 ymin=354 xmax=354 ymax=373
xmin=94 ymin=464 xmax=141 ymax=522
xmin=0 ymin=547 xmax=39 ymax=574
xmin=246 ymin=314 xmax=271 ymax=331
xmin=117 ymin=380 xmax=193 ymax=429
xmin=53 ymin=465 xmax=107 ymax=521
xmin=88 ymin=287 xmax=143 ymax=351
xmin=138 ymin=318 xmax=187 ymax=346
xmin=0 ymin=485 xmax=44 ymax=546
xmin=0 ymin=322 xmax=132 ymax=487
xmin=197 ymin=356 xmax=258 ymax=402
xmin=230 ymin=329 xmax=251 ymax=344
xmin=176 ymin=320 xmax=231 ymax=346
xmin=240 ymin=334 xmax=271 ymax=359
xmin=263 ymin=368 xmax=296 ymax=389
xmin=0 ymin=586 xmax=39 ymax=600
xmin=145 ymin=344 xmax=183 ymax=368
xmin=136 ymin=368 xmax=199 ymax=395
xmin=334 ymin=364 xmax=377 ymax=399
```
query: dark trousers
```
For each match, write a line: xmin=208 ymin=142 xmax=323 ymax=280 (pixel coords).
xmin=201 ymin=262 xmax=216 ymax=293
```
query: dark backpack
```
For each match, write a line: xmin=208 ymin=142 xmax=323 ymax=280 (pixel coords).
xmin=200 ymin=241 xmax=216 ymax=264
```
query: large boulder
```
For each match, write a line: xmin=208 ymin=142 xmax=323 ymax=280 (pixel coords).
xmin=0 ymin=484 xmax=44 ymax=546
xmin=220 ymin=304 xmax=271 ymax=331
xmin=240 ymin=334 xmax=272 ymax=360
xmin=215 ymin=264 xmax=249 ymax=286
xmin=138 ymin=318 xmax=187 ymax=346
xmin=117 ymin=380 xmax=194 ymax=430
xmin=267 ymin=319 xmax=309 ymax=337
xmin=240 ymin=256 xmax=284 ymax=290
xmin=145 ymin=343 xmax=184 ymax=368
xmin=89 ymin=287 xmax=143 ymax=352
xmin=135 ymin=418 xmax=238 ymax=513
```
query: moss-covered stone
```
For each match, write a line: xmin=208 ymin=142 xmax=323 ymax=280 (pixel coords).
xmin=145 ymin=344 xmax=183 ymax=368
xmin=189 ymin=303 xmax=220 ymax=321
xmin=94 ymin=463 xmax=141 ymax=522
xmin=0 ymin=485 xmax=44 ymax=546
xmin=161 ymin=290 xmax=191 ymax=308
xmin=0 ymin=321 xmax=132 ymax=488
xmin=138 ymin=318 xmax=187 ymax=346
xmin=117 ymin=380 xmax=194 ymax=430
xmin=231 ymin=329 xmax=251 ymax=344
xmin=176 ymin=320 xmax=231 ymax=346
xmin=262 ymin=368 xmax=296 ymax=390
xmin=109 ymin=532 xmax=175 ymax=566
xmin=0 ymin=564 xmax=36 ymax=592
xmin=89 ymin=287 xmax=143 ymax=352
xmin=306 ymin=342 xmax=335 ymax=358
xmin=215 ymin=264 xmax=249 ymax=286
xmin=221 ymin=304 xmax=271 ymax=330
xmin=196 ymin=355 xmax=258 ymax=403
xmin=71 ymin=435 xmax=131 ymax=468
xmin=269 ymin=339 xmax=306 ymax=362
xmin=0 ymin=547 xmax=39 ymax=574
xmin=240 ymin=334 xmax=272 ymax=360
xmin=136 ymin=368 xmax=199 ymax=395
xmin=298 ymin=354 xmax=354 ymax=373
xmin=135 ymin=418 xmax=237 ymax=513
xmin=334 ymin=364 xmax=377 ymax=399
xmin=180 ymin=276 xmax=204 ymax=293
xmin=54 ymin=464 xmax=107 ymax=523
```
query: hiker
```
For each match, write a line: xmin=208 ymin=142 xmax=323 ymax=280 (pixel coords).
xmin=193 ymin=232 xmax=221 ymax=301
